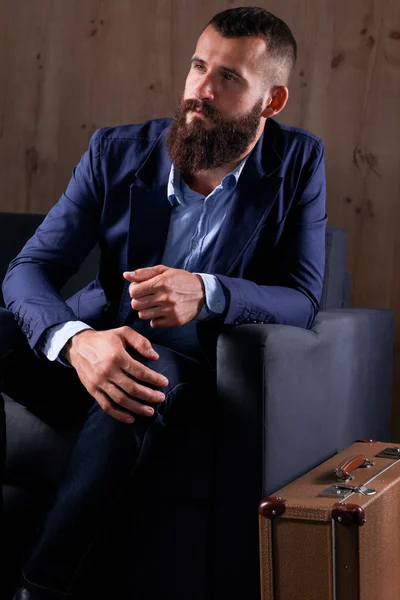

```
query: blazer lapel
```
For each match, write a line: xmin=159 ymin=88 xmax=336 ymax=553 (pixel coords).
xmin=118 ymin=130 xmax=172 ymax=325
xmin=127 ymin=130 xmax=172 ymax=271
xmin=208 ymin=122 xmax=284 ymax=275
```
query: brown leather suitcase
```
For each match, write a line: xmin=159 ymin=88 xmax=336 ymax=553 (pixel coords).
xmin=258 ymin=441 xmax=400 ymax=600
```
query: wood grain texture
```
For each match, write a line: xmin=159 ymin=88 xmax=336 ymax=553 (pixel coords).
xmin=0 ymin=0 xmax=399 ymax=434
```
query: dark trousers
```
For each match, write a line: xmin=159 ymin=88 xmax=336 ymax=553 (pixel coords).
xmin=0 ymin=308 xmax=213 ymax=599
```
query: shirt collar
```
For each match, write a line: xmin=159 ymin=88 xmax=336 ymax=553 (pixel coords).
xmin=167 ymin=164 xmax=183 ymax=206
xmin=167 ymin=153 xmax=250 ymax=207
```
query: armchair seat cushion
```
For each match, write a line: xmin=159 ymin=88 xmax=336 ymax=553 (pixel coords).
xmin=5 ymin=396 xmax=78 ymax=488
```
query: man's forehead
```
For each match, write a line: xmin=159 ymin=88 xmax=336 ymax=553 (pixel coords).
xmin=193 ymin=26 xmax=267 ymax=74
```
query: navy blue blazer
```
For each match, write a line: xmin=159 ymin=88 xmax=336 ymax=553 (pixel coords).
xmin=3 ymin=117 xmax=327 ymax=352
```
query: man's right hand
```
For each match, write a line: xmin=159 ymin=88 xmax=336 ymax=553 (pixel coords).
xmin=62 ymin=327 xmax=168 ymax=423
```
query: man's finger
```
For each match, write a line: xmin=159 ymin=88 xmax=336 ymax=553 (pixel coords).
xmin=128 ymin=279 xmax=158 ymax=300
xmin=119 ymin=326 xmax=159 ymax=360
xmin=150 ymin=316 xmax=169 ymax=329
xmin=123 ymin=265 xmax=168 ymax=283
xmin=131 ymin=295 xmax=160 ymax=311
xmin=95 ymin=390 xmax=135 ymax=424
xmin=138 ymin=306 xmax=164 ymax=321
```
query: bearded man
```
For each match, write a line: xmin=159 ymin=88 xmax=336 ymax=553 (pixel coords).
xmin=1 ymin=6 xmax=326 ymax=600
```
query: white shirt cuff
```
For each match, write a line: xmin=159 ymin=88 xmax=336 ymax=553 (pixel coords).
xmin=40 ymin=321 xmax=93 ymax=364
xmin=194 ymin=274 xmax=226 ymax=321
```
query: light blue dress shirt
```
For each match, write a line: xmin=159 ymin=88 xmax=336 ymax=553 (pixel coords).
xmin=42 ymin=155 xmax=249 ymax=361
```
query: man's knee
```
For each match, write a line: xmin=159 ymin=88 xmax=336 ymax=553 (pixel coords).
xmin=128 ymin=343 xmax=207 ymax=395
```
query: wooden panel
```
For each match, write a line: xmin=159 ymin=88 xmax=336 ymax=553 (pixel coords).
xmin=273 ymin=0 xmax=400 ymax=439
xmin=0 ymin=0 xmax=178 ymax=213
xmin=0 ymin=0 xmax=399 ymax=434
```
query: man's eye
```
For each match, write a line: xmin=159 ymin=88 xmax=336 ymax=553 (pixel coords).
xmin=224 ymin=73 xmax=235 ymax=81
xmin=194 ymin=63 xmax=205 ymax=71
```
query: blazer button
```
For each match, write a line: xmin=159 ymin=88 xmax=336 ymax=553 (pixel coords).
xmin=14 ymin=312 xmax=19 ymax=321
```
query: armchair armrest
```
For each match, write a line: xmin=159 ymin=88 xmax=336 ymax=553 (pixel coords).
xmin=216 ymin=308 xmax=393 ymax=494
xmin=214 ymin=308 xmax=393 ymax=600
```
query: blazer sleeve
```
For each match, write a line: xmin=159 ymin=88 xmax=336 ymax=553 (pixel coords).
xmin=215 ymin=141 xmax=327 ymax=329
xmin=2 ymin=129 xmax=103 ymax=350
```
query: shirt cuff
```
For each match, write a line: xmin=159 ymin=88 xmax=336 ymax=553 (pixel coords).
xmin=40 ymin=321 xmax=93 ymax=365
xmin=194 ymin=274 xmax=226 ymax=321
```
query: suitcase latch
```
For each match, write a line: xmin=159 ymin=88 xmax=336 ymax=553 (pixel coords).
xmin=376 ymin=447 xmax=400 ymax=459
xmin=320 ymin=484 xmax=377 ymax=499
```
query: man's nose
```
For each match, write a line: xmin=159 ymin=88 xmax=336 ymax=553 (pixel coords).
xmin=194 ymin=75 xmax=215 ymax=102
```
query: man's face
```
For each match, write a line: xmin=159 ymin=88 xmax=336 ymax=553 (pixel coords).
xmin=183 ymin=25 xmax=269 ymax=125
xmin=166 ymin=27 xmax=270 ymax=175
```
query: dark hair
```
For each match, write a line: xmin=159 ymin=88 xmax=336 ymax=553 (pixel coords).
xmin=207 ymin=6 xmax=297 ymax=85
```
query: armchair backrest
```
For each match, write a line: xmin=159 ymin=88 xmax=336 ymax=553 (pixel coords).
xmin=320 ymin=225 xmax=350 ymax=310
xmin=0 ymin=212 xmax=45 ymax=307
xmin=0 ymin=211 xmax=99 ymax=307
xmin=0 ymin=212 xmax=350 ymax=310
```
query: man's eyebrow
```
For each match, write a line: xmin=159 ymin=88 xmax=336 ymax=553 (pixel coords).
xmin=191 ymin=56 xmax=244 ymax=79
xmin=191 ymin=56 xmax=206 ymax=67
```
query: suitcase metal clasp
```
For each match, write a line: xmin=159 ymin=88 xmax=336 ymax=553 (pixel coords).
xmin=320 ymin=484 xmax=377 ymax=499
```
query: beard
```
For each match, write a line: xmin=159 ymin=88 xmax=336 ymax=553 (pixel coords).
xmin=165 ymin=96 xmax=263 ymax=176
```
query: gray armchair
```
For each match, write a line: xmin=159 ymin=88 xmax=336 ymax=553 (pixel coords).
xmin=0 ymin=212 xmax=393 ymax=599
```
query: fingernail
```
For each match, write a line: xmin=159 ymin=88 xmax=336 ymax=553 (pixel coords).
xmin=146 ymin=407 xmax=154 ymax=415
xmin=158 ymin=393 xmax=166 ymax=401
xmin=148 ymin=348 xmax=159 ymax=357
xmin=161 ymin=378 xmax=169 ymax=387
xmin=126 ymin=416 xmax=135 ymax=423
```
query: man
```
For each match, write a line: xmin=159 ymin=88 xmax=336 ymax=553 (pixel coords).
xmin=1 ymin=6 xmax=326 ymax=599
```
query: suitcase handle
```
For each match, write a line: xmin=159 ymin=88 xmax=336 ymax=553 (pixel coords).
xmin=334 ymin=454 xmax=373 ymax=481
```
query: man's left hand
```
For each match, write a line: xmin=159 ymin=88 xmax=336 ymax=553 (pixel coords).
xmin=123 ymin=265 xmax=205 ymax=328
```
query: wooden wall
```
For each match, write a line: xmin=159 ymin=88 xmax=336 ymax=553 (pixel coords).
xmin=1 ymin=0 xmax=400 ymax=435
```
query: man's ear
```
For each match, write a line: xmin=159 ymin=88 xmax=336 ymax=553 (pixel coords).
xmin=262 ymin=86 xmax=289 ymax=118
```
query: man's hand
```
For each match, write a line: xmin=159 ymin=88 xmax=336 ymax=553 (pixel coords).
xmin=63 ymin=327 xmax=169 ymax=423
xmin=123 ymin=265 xmax=205 ymax=328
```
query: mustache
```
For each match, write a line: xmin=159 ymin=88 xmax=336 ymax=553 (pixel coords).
xmin=180 ymin=98 xmax=222 ymax=122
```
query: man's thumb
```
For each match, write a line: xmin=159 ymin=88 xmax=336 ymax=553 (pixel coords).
xmin=123 ymin=265 xmax=167 ymax=283
xmin=123 ymin=271 xmax=137 ymax=282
